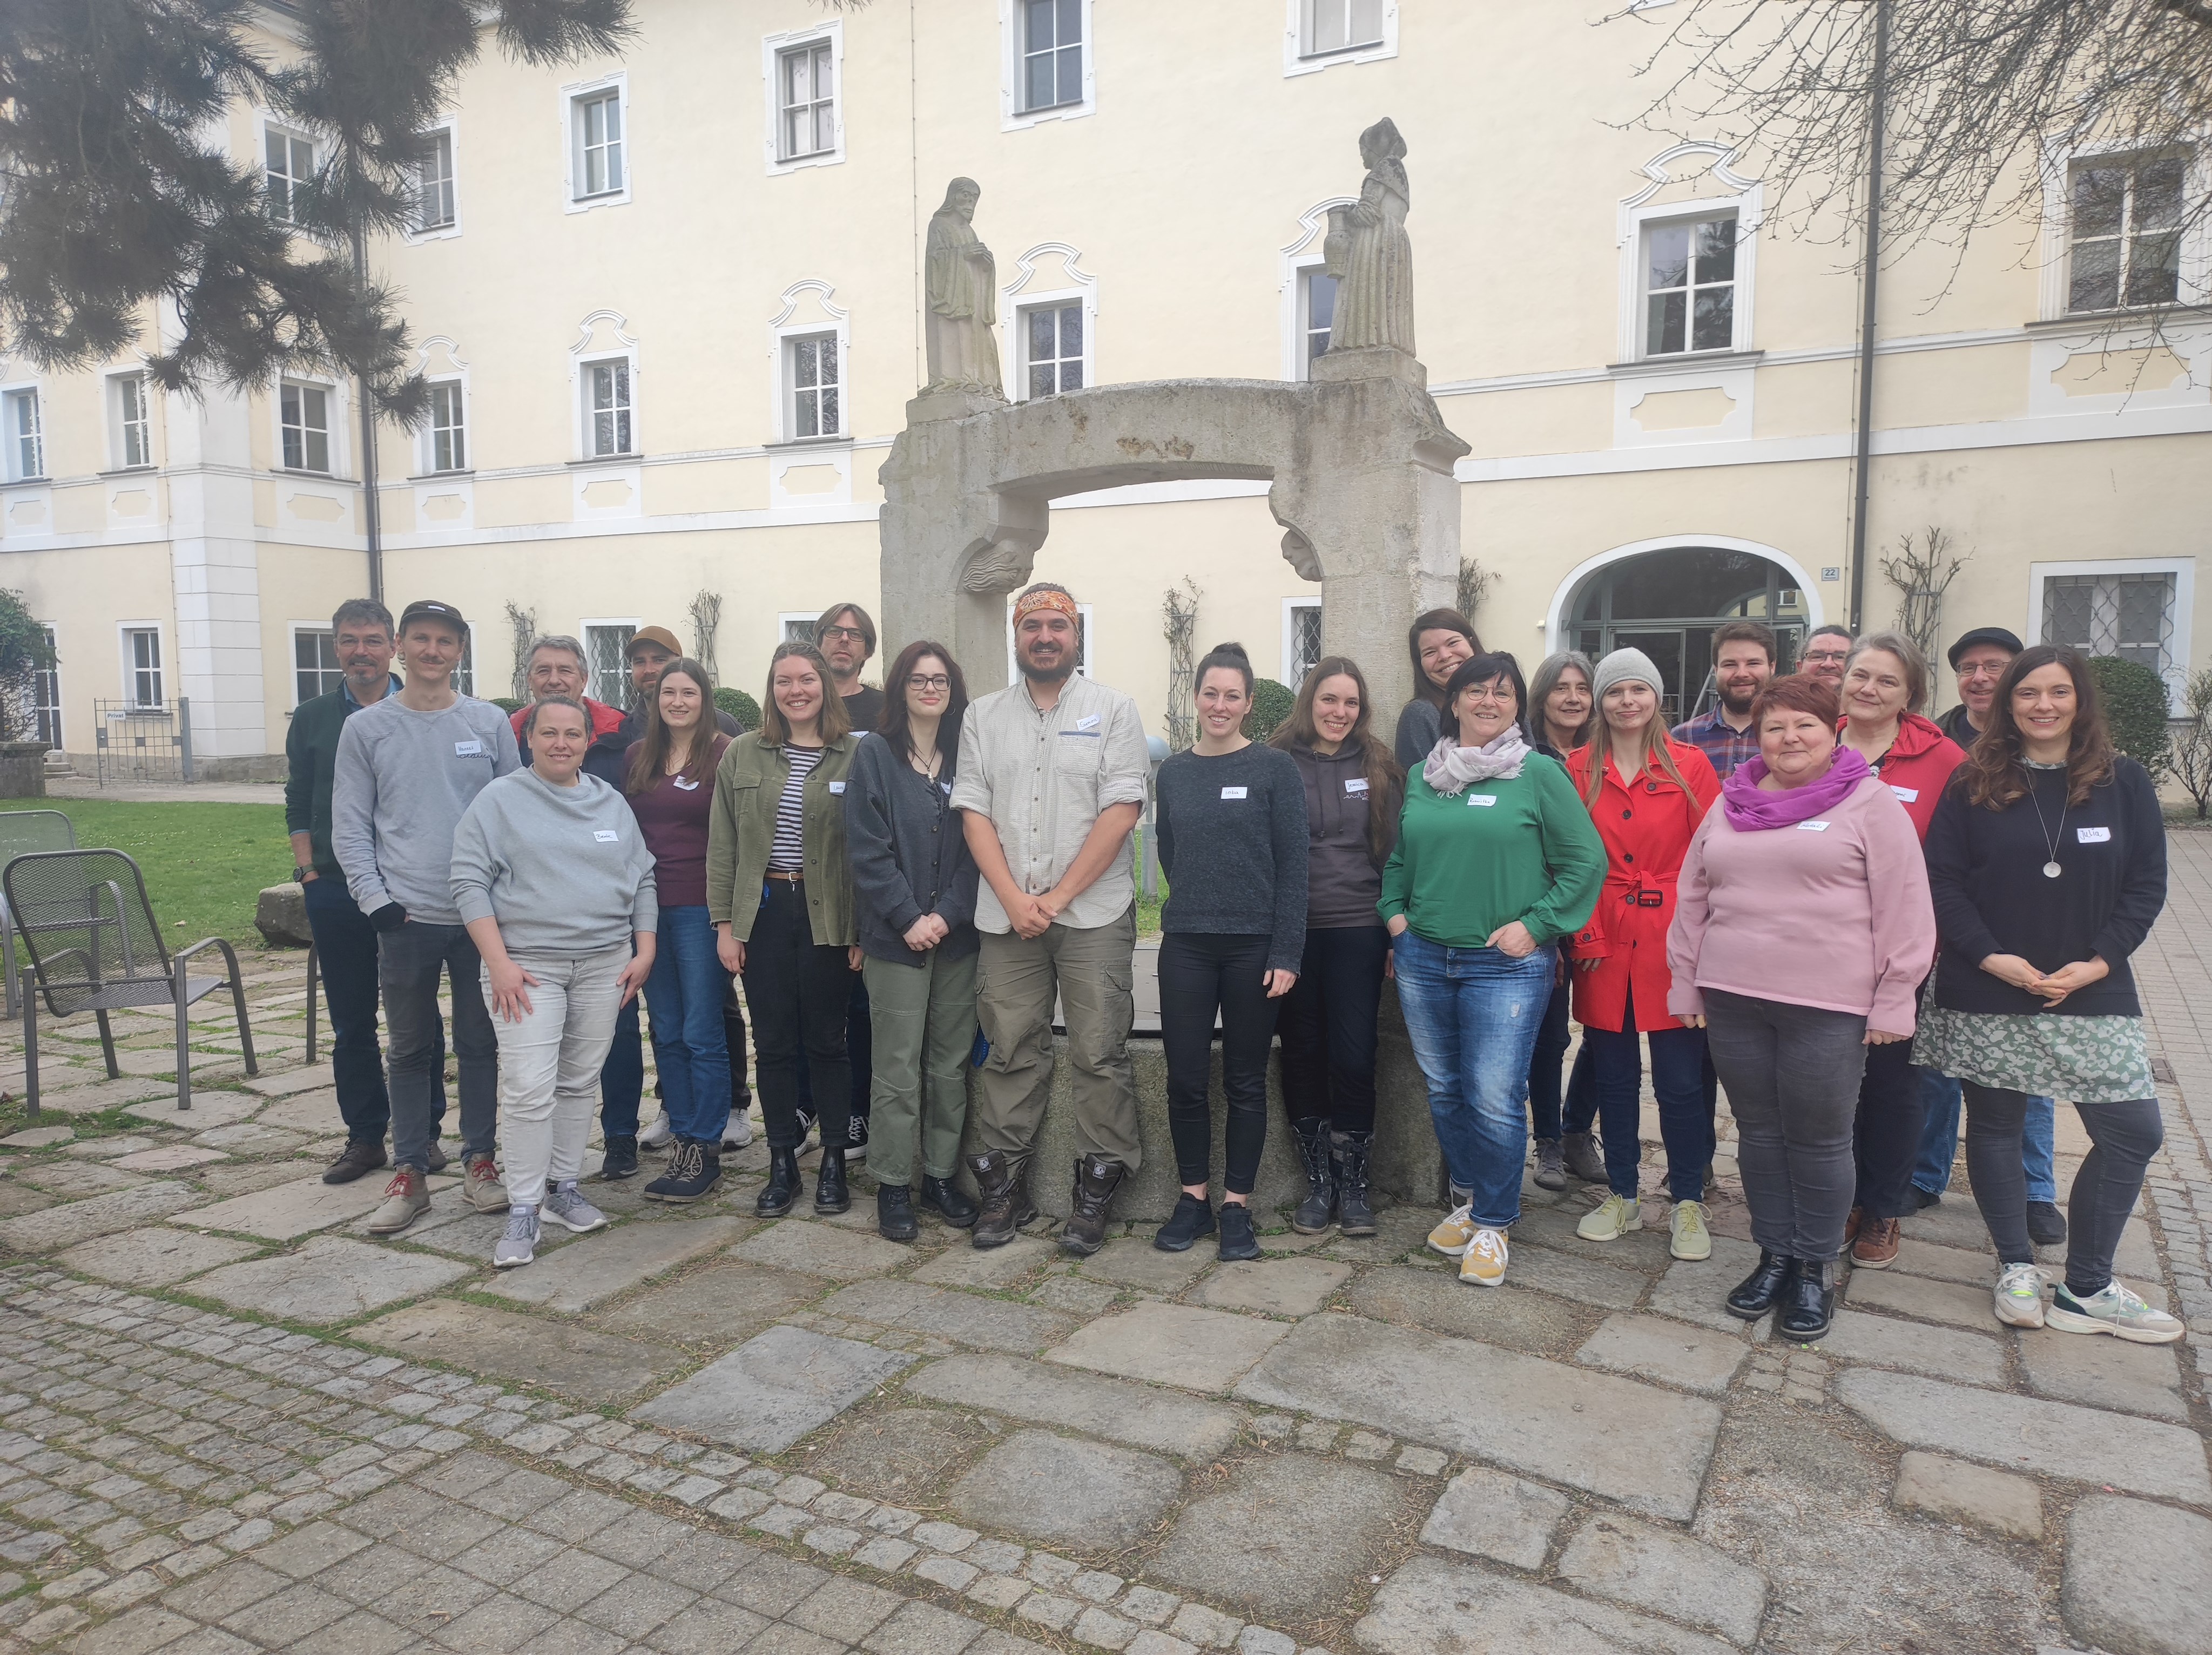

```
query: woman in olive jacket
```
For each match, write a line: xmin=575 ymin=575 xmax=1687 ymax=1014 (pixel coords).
xmin=708 ymin=641 xmax=861 ymax=1218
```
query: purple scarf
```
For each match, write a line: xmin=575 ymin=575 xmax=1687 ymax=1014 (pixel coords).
xmin=1721 ymin=748 xmax=1871 ymax=831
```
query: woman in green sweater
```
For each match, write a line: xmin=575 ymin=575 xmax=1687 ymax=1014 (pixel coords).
xmin=1382 ymin=652 xmax=1605 ymax=1289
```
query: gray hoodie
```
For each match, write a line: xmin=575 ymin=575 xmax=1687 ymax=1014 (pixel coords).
xmin=450 ymin=768 xmax=658 ymax=956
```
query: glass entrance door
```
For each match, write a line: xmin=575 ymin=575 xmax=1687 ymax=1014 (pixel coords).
xmin=1611 ymin=630 xmax=1688 ymax=725
xmin=1565 ymin=546 xmax=1810 ymax=721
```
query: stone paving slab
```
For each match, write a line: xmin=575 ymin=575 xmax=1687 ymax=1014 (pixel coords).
xmin=125 ymin=1091 xmax=262 ymax=1127
xmin=1236 ymin=1314 xmax=1722 ymax=1521
xmin=189 ymin=1233 xmax=471 ymax=1322
xmin=1149 ymin=1453 xmax=1420 ymax=1616
xmin=0 ymin=1179 xmax=203 ymax=1250
xmin=1356 ymin=1556 xmax=1735 ymax=1655
xmin=1345 ymin=1264 xmax=1600 ymax=1360
xmin=55 ymin=1224 xmax=261 ymax=1287
xmin=633 ymin=1323 xmax=918 ymax=1451
xmin=2015 ymin=1325 xmax=2188 ymax=1421
xmin=1047 ymin=1302 xmax=1291 ymax=1393
xmin=1502 ymin=1239 xmax=1676 ymax=1313
xmin=168 ymin=1171 xmax=394 ymax=1241
xmin=902 ymin=1354 xmax=1247 ymax=1460
xmin=484 ymin=1216 xmax=747 ymax=1313
xmin=1070 ymin=1238 xmax=1211 ymax=1293
xmin=910 ymin=1235 xmax=1058 ymax=1289
xmin=1555 ymin=1514 xmax=1769 ymax=1647
xmin=947 ymin=1429 xmax=1182 ymax=1551
xmin=1572 ymin=1314 xmax=1750 ymax=1396
xmin=1814 ymin=1309 xmax=2006 ymax=1386
xmin=242 ymin=1062 xmax=336 ymax=1096
xmin=15 ymin=1158 xmax=147 ymax=1195
xmin=249 ymin=1090 xmax=348 ymax=1136
xmin=107 ymin=1144 xmax=230 ymax=1173
xmin=598 ymin=1262 xmax=830 ymax=1349
xmin=1886 ymin=1237 xmax=1995 ymax=1286
xmin=1840 ymin=1268 xmax=2001 ymax=1334
xmin=816 ymin=1280 xmax=1078 ymax=1353
xmin=1418 ymin=1467 xmax=1570 ymax=1571
xmin=733 ymin=1219 xmax=925 ymax=1281
xmin=16 ymin=1074 xmax=171 ymax=1115
xmin=356 ymin=1297 xmax=691 ymax=1404
xmin=2061 ymin=1495 xmax=2212 ymax=1655
xmin=1188 ymin=1257 xmax=1353 ymax=1318
xmin=1890 ymin=1451 xmax=2044 ymax=1542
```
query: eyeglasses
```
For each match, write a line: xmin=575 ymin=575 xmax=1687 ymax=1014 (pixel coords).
xmin=820 ymin=626 xmax=868 ymax=644
xmin=906 ymin=674 xmax=952 ymax=692
xmin=1458 ymin=685 xmax=1518 ymax=705
xmin=1803 ymin=646 xmax=1850 ymax=662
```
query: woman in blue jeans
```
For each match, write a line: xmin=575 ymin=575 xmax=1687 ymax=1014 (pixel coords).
xmin=1381 ymin=653 xmax=1604 ymax=1288
xmin=624 ymin=659 xmax=734 ymax=1201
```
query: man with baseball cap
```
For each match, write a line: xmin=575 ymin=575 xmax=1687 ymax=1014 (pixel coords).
xmin=1937 ymin=626 xmax=2024 ymax=748
xmin=333 ymin=598 xmax=521 ymax=1235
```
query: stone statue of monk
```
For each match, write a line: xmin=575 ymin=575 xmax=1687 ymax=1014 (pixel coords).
xmin=1324 ymin=118 xmax=1414 ymax=356
xmin=924 ymin=177 xmax=1005 ymax=397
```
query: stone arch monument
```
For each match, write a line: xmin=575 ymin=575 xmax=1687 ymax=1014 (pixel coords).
xmin=880 ymin=120 xmax=1470 ymax=717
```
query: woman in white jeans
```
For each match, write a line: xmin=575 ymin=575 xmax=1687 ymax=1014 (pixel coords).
xmin=452 ymin=694 xmax=658 ymax=1268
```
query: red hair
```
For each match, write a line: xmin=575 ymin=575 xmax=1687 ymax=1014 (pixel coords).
xmin=1750 ymin=673 xmax=1842 ymax=728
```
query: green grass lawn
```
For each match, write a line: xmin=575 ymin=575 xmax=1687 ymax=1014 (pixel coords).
xmin=1 ymin=799 xmax=288 ymax=944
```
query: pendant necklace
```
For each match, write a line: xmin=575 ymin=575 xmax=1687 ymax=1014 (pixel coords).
xmin=2027 ymin=770 xmax=2067 ymax=879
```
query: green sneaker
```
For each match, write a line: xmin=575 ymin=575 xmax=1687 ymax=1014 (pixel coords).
xmin=1577 ymin=1192 xmax=1643 ymax=1242
xmin=1669 ymin=1200 xmax=1711 ymax=1261
xmin=2047 ymin=1281 xmax=2184 ymax=1345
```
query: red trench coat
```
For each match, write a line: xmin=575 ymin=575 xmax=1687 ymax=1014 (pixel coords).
xmin=1566 ymin=741 xmax=1721 ymax=1034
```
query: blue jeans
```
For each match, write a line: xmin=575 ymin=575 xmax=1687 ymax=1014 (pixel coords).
xmin=1584 ymin=987 xmax=1711 ymax=1203
xmin=643 ymin=907 xmax=733 ymax=1144
xmin=1916 ymin=1070 xmax=2056 ymax=1204
xmin=1392 ymin=930 xmax=1554 ymax=1228
xmin=600 ymin=992 xmax=643 ymax=1137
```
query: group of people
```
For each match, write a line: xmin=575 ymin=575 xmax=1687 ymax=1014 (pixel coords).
xmin=287 ymin=583 xmax=2181 ymax=1352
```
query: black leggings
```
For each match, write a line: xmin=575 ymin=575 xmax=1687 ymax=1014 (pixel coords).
xmin=1159 ymin=933 xmax=1280 ymax=1195
xmin=741 ymin=879 xmax=854 ymax=1152
xmin=1276 ymin=926 xmax=1387 ymax=1134
xmin=1852 ymin=1035 xmax=1926 ymax=1220
xmin=1964 ymin=1082 xmax=2162 ymax=1297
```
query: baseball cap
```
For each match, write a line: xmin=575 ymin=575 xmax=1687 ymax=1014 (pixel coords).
xmin=397 ymin=599 xmax=467 ymax=633
xmin=628 ymin=625 xmax=684 ymax=660
xmin=1946 ymin=627 xmax=2024 ymax=670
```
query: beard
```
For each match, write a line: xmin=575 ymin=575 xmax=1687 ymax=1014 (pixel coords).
xmin=1718 ymin=682 xmax=1757 ymax=714
xmin=1021 ymin=652 xmax=1076 ymax=684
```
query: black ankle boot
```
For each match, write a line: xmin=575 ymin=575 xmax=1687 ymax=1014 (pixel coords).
xmin=1217 ymin=1202 xmax=1260 ymax=1261
xmin=967 ymin=1151 xmax=1035 ymax=1249
xmin=1778 ymin=1258 xmax=1836 ymax=1341
xmin=1726 ymin=1248 xmax=1796 ymax=1319
xmin=1061 ymin=1154 xmax=1125 ymax=1256
xmin=756 ymin=1145 xmax=802 ymax=1217
xmin=814 ymin=1147 xmax=851 ymax=1214
xmin=1154 ymin=1192 xmax=1216 ymax=1253
xmin=878 ymin=1183 xmax=918 ymax=1242
xmin=1331 ymin=1129 xmax=1377 ymax=1237
xmin=599 ymin=1135 xmax=638 ymax=1181
xmin=1291 ymin=1118 xmax=1334 ymax=1234
xmin=920 ymin=1174 xmax=977 ymax=1228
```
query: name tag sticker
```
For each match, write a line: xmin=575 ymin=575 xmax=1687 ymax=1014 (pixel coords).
xmin=1797 ymin=820 xmax=1831 ymax=832
xmin=1221 ymin=786 xmax=1249 ymax=800
xmin=1467 ymin=794 xmax=1496 ymax=808
xmin=672 ymin=776 xmax=700 ymax=791
xmin=594 ymin=830 xmax=618 ymax=843
xmin=1890 ymin=786 xmax=1919 ymax=802
xmin=1345 ymin=778 xmax=1369 ymax=794
xmin=941 ymin=780 xmax=953 ymax=794
xmin=1076 ymin=714 xmax=1101 ymax=731
xmin=454 ymin=740 xmax=483 ymax=756
xmin=827 ymin=781 xmax=846 ymax=795
xmin=2078 ymin=826 xmax=2112 ymax=843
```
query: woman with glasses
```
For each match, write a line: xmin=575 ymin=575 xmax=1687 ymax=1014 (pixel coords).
xmin=845 ymin=643 xmax=983 ymax=1242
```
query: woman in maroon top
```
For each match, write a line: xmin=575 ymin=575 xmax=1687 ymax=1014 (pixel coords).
xmin=626 ymin=658 xmax=735 ymax=1201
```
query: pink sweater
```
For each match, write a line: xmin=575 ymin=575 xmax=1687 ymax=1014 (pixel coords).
xmin=1667 ymin=774 xmax=1937 ymax=1033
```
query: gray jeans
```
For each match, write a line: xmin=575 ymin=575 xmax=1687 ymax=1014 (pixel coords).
xmin=1704 ymin=989 xmax=1869 ymax=1262
xmin=1965 ymin=1082 xmax=2163 ymax=1297
xmin=379 ymin=921 xmax=498 ymax=1171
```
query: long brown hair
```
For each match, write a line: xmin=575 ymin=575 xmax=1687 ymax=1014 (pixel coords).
xmin=1405 ymin=607 xmax=1482 ymax=710
xmin=878 ymin=640 xmax=969 ymax=763
xmin=760 ymin=641 xmax=852 ymax=746
xmin=1276 ymin=656 xmax=1404 ymax=861
xmin=1961 ymin=643 xmax=2115 ymax=809
xmin=625 ymin=658 xmax=721 ymax=794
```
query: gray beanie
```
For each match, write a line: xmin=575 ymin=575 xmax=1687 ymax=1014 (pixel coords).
xmin=1590 ymin=647 xmax=1663 ymax=705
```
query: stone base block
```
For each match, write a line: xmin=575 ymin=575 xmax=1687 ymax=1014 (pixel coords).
xmin=255 ymin=883 xmax=312 ymax=948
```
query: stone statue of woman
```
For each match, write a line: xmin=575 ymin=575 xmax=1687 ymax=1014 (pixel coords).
xmin=924 ymin=177 xmax=1006 ymax=397
xmin=1324 ymin=118 xmax=1414 ymax=355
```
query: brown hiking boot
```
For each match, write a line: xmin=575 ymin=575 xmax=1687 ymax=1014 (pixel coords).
xmin=322 ymin=1139 xmax=388 ymax=1186
xmin=1060 ymin=1153 xmax=1126 ymax=1257
xmin=968 ymin=1150 xmax=1035 ymax=1249
xmin=1851 ymin=1215 xmax=1901 ymax=1270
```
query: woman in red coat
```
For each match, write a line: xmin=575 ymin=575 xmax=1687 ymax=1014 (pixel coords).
xmin=1836 ymin=631 xmax=1966 ymax=1267
xmin=1566 ymin=649 xmax=1722 ymax=1260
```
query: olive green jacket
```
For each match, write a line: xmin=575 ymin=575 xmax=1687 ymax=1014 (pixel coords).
xmin=706 ymin=732 xmax=859 ymax=945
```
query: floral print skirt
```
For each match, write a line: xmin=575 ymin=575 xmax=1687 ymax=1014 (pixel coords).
xmin=1916 ymin=996 xmax=2156 ymax=1105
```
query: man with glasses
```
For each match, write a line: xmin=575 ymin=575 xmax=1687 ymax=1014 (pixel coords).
xmin=1937 ymin=626 xmax=2022 ymax=749
xmin=1798 ymin=625 xmax=1853 ymax=686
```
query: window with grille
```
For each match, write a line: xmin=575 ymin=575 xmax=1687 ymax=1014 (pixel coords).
xmin=782 ymin=616 xmax=818 ymax=644
xmin=779 ymin=41 xmax=836 ymax=161
xmin=428 ymin=381 xmax=466 ymax=472
xmin=1300 ymin=268 xmax=1338 ymax=375
xmin=294 ymin=630 xmax=342 ymax=705
xmin=1023 ymin=304 xmax=1084 ymax=398
xmin=1022 ymin=0 xmax=1083 ymax=112
xmin=125 ymin=629 xmax=163 ymax=710
xmin=2042 ymin=572 xmax=2177 ymax=680
xmin=1303 ymin=0 xmax=1384 ymax=55
xmin=788 ymin=335 xmax=841 ymax=438
xmin=417 ymin=129 xmax=456 ymax=231
xmin=4 ymin=389 xmax=43 ymax=482
xmin=1286 ymin=603 xmax=1324 ymax=687
xmin=574 ymin=90 xmax=625 ymax=199
xmin=2069 ymin=154 xmax=2186 ymax=313
xmin=280 ymin=382 xmax=331 ymax=472
xmin=1643 ymin=214 xmax=1737 ymax=356
xmin=114 ymin=376 xmax=152 ymax=469
xmin=264 ymin=128 xmax=316 ymax=224
xmin=31 ymin=626 xmax=59 ymax=749
xmin=586 ymin=625 xmax=638 ymax=711
xmin=584 ymin=360 xmax=632 ymax=456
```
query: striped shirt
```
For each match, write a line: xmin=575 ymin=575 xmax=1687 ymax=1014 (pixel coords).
xmin=770 ymin=746 xmax=825 ymax=872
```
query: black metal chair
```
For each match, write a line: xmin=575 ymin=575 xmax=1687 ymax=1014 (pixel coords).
xmin=0 ymin=809 xmax=78 ymax=1019
xmin=4 ymin=849 xmax=257 ymax=1119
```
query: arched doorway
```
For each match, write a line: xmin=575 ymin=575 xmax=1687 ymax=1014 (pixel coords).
xmin=1560 ymin=544 xmax=1815 ymax=723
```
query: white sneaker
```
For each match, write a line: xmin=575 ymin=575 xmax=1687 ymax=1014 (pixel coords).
xmin=1427 ymin=1203 xmax=1477 ymax=1258
xmin=541 ymin=1182 xmax=609 ymax=1234
xmin=1460 ymin=1227 xmax=1508 ymax=1286
xmin=723 ymin=1108 xmax=754 ymax=1152
xmin=2047 ymin=1280 xmax=2185 ymax=1344
xmin=1993 ymin=1261 xmax=2047 ymax=1328
xmin=639 ymin=1110 xmax=675 ymax=1150
xmin=493 ymin=1206 xmax=539 ymax=1269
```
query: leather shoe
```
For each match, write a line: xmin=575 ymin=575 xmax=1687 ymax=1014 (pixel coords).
xmin=1060 ymin=1153 xmax=1125 ymax=1257
xmin=920 ymin=1174 xmax=977 ymax=1227
xmin=814 ymin=1147 xmax=852 ymax=1214
xmin=756 ymin=1145 xmax=802 ymax=1217
xmin=878 ymin=1184 xmax=919 ymax=1243
xmin=967 ymin=1151 xmax=1035 ymax=1249
xmin=1778 ymin=1258 xmax=1836 ymax=1341
xmin=1725 ymin=1248 xmax=1796 ymax=1320
xmin=322 ymin=1139 xmax=388 ymax=1186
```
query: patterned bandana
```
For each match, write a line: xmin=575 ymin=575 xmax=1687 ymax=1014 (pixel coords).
xmin=1013 ymin=589 xmax=1079 ymax=625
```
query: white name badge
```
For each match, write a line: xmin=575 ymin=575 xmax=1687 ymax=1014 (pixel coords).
xmin=1467 ymin=794 xmax=1497 ymax=807
xmin=1797 ymin=820 xmax=1831 ymax=832
xmin=1076 ymin=714 xmax=1101 ymax=731
xmin=454 ymin=740 xmax=483 ymax=756
xmin=1890 ymin=786 xmax=1919 ymax=803
xmin=941 ymin=780 xmax=953 ymax=795
xmin=594 ymin=830 xmax=619 ymax=843
xmin=1345 ymin=778 xmax=1369 ymax=794
xmin=828 ymin=781 xmax=846 ymax=795
xmin=672 ymin=776 xmax=700 ymax=791
xmin=2078 ymin=826 xmax=2111 ymax=843
xmin=1221 ymin=786 xmax=1249 ymax=800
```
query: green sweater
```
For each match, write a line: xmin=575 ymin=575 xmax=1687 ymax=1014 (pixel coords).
xmin=1379 ymin=755 xmax=1605 ymax=948
xmin=282 ymin=678 xmax=399 ymax=880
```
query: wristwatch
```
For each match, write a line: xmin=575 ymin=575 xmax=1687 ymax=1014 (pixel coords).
xmin=293 ymin=866 xmax=313 ymax=882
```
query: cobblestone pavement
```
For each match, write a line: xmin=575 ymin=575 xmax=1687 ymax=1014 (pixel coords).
xmin=0 ymin=844 xmax=2208 ymax=1653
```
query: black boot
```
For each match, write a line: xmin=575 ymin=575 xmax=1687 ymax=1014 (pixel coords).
xmin=878 ymin=1183 xmax=918 ymax=1242
xmin=1060 ymin=1153 xmax=1126 ymax=1257
xmin=1154 ymin=1192 xmax=1216 ymax=1253
xmin=1778 ymin=1258 xmax=1836 ymax=1341
xmin=1726 ymin=1248 xmax=1796 ymax=1320
xmin=1331 ymin=1129 xmax=1377 ymax=1237
xmin=1217 ymin=1201 xmax=1260 ymax=1262
xmin=599 ymin=1135 xmax=638 ymax=1181
xmin=1291 ymin=1118 xmax=1334 ymax=1234
xmin=756 ymin=1145 xmax=802 ymax=1217
xmin=814 ymin=1147 xmax=851 ymax=1214
xmin=967 ymin=1151 xmax=1035 ymax=1249
xmin=920 ymin=1174 xmax=978 ymax=1228
xmin=645 ymin=1139 xmax=721 ymax=1203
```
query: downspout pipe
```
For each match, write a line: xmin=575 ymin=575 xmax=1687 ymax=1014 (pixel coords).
xmin=1846 ymin=0 xmax=1890 ymax=634
xmin=351 ymin=224 xmax=383 ymax=606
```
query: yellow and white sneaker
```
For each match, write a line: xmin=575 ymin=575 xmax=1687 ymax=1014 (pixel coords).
xmin=1460 ymin=1227 xmax=1508 ymax=1286
xmin=1669 ymin=1200 xmax=1712 ymax=1261
xmin=1993 ymin=1261 xmax=2046 ymax=1328
xmin=1428 ymin=1203 xmax=1477 ymax=1258
xmin=1578 ymin=1192 xmax=1643 ymax=1242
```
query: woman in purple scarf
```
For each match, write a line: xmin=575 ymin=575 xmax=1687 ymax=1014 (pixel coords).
xmin=1666 ymin=674 xmax=1936 ymax=1339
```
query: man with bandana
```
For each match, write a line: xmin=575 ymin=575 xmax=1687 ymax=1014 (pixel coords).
xmin=954 ymin=583 xmax=1151 ymax=1255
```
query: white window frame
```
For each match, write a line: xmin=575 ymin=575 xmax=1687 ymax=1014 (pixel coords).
xmin=1634 ymin=209 xmax=1745 ymax=361
xmin=259 ymin=117 xmax=319 ymax=227
xmin=409 ymin=120 xmax=461 ymax=240
xmin=780 ymin=612 xmax=824 ymax=646
xmin=1000 ymin=0 xmax=1094 ymax=131
xmin=2028 ymin=556 xmax=2196 ymax=706
xmin=1281 ymin=598 xmax=1324 ymax=688
xmin=768 ymin=282 xmax=852 ymax=446
xmin=1278 ymin=200 xmax=1355 ymax=381
xmin=783 ymin=332 xmax=844 ymax=442
xmin=763 ymin=23 xmax=845 ymax=174
xmin=288 ymin=624 xmax=345 ymax=709
xmin=107 ymin=372 xmax=154 ymax=471
xmin=2036 ymin=139 xmax=2209 ymax=321
xmin=2 ymin=385 xmax=45 ymax=483
xmin=562 ymin=74 xmax=631 ymax=213
xmin=118 ymin=624 xmax=165 ymax=712
xmin=1294 ymin=265 xmax=1340 ymax=381
xmin=1002 ymin=245 xmax=1098 ymax=403
xmin=422 ymin=377 xmax=468 ymax=474
xmin=1006 ymin=601 xmax=1094 ymax=682
xmin=450 ymin=625 xmax=477 ymax=699
xmin=578 ymin=356 xmax=636 ymax=460
xmin=1015 ymin=299 xmax=1088 ymax=400
xmin=582 ymin=618 xmax=643 ymax=712
xmin=1615 ymin=144 xmax=1763 ymax=365
xmin=275 ymin=377 xmax=340 ymax=475
xmin=1284 ymin=0 xmax=1398 ymax=77
xmin=30 ymin=624 xmax=60 ymax=750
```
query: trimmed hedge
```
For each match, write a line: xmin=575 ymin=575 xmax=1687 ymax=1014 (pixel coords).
xmin=2087 ymin=654 xmax=2170 ymax=781
xmin=488 ymin=697 xmax=524 ymax=714
xmin=1242 ymin=678 xmax=1296 ymax=743
xmin=714 ymin=687 xmax=760 ymax=731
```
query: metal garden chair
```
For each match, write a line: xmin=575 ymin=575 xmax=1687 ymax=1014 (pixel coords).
xmin=4 ymin=848 xmax=257 ymax=1119
xmin=0 ymin=809 xmax=78 ymax=1018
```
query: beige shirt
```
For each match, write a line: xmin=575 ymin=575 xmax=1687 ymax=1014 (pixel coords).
xmin=953 ymin=673 xmax=1150 ymax=934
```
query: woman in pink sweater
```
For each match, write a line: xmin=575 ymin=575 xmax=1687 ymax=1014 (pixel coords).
xmin=1668 ymin=674 xmax=1936 ymax=1340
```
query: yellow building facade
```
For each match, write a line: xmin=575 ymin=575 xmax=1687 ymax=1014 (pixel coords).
xmin=2 ymin=0 xmax=2207 ymax=773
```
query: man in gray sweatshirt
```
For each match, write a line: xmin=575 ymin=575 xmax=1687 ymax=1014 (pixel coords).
xmin=331 ymin=599 xmax=521 ymax=1234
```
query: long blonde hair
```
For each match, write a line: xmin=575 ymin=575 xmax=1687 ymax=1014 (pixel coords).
xmin=1580 ymin=678 xmax=1694 ymax=809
